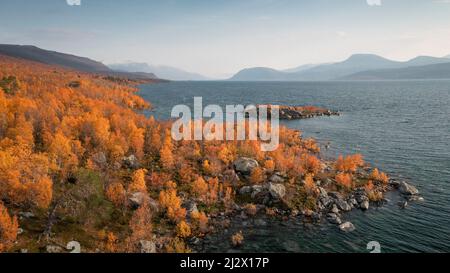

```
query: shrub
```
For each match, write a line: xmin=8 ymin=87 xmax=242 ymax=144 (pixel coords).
xmin=231 ymin=231 xmax=244 ymax=247
xmin=176 ymin=221 xmax=192 ymax=238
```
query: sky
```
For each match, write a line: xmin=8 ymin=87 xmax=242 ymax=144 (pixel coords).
xmin=1 ymin=0 xmax=450 ymax=78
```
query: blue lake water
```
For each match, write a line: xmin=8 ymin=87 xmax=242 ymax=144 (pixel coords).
xmin=138 ymin=80 xmax=450 ymax=253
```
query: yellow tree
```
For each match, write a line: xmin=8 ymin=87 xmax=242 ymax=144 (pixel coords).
xmin=128 ymin=169 xmax=148 ymax=193
xmin=160 ymin=130 xmax=174 ymax=170
xmin=0 ymin=201 xmax=18 ymax=253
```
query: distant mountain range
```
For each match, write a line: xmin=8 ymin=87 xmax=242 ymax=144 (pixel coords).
xmin=340 ymin=62 xmax=450 ymax=80
xmin=109 ymin=62 xmax=210 ymax=81
xmin=0 ymin=44 xmax=160 ymax=81
xmin=229 ymin=54 xmax=450 ymax=81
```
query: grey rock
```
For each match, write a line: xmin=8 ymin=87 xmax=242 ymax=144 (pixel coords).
xmin=335 ymin=199 xmax=352 ymax=212
xmin=139 ymin=240 xmax=156 ymax=253
xmin=327 ymin=213 xmax=342 ymax=225
xmin=223 ymin=169 xmax=240 ymax=184
xmin=268 ymin=183 xmax=286 ymax=200
xmin=91 ymin=152 xmax=107 ymax=168
xmin=328 ymin=192 xmax=343 ymax=200
xmin=399 ymin=182 xmax=419 ymax=195
xmin=360 ymin=200 xmax=370 ymax=211
xmin=269 ymin=174 xmax=285 ymax=183
xmin=399 ymin=201 xmax=408 ymax=209
xmin=348 ymin=198 xmax=358 ymax=207
xmin=19 ymin=212 xmax=35 ymax=219
xmin=250 ymin=185 xmax=265 ymax=199
xmin=183 ymin=200 xmax=199 ymax=215
xmin=339 ymin=222 xmax=356 ymax=232
xmin=239 ymin=186 xmax=253 ymax=195
xmin=319 ymin=196 xmax=334 ymax=208
xmin=46 ymin=245 xmax=64 ymax=253
xmin=407 ymin=196 xmax=425 ymax=202
xmin=318 ymin=187 xmax=328 ymax=198
xmin=254 ymin=219 xmax=268 ymax=226
xmin=122 ymin=155 xmax=140 ymax=169
xmin=330 ymin=204 xmax=340 ymax=214
xmin=129 ymin=192 xmax=159 ymax=212
xmin=233 ymin=157 xmax=259 ymax=175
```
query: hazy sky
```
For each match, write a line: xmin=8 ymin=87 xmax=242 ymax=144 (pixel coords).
xmin=1 ymin=0 xmax=450 ymax=78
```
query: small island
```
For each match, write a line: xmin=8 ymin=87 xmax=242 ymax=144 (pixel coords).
xmin=249 ymin=105 xmax=340 ymax=120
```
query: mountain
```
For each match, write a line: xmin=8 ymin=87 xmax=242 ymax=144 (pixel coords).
xmin=229 ymin=67 xmax=289 ymax=81
xmin=0 ymin=44 xmax=159 ymax=80
xmin=229 ymin=54 xmax=450 ymax=81
xmin=109 ymin=62 xmax=209 ymax=81
xmin=445 ymin=54 xmax=450 ymax=59
xmin=291 ymin=54 xmax=401 ymax=81
xmin=404 ymin=56 xmax=450 ymax=66
xmin=339 ymin=62 xmax=450 ymax=80
xmin=283 ymin=63 xmax=324 ymax=73
xmin=0 ymin=44 xmax=110 ymax=72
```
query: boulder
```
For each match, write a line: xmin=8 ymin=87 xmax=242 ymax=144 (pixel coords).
xmin=19 ymin=212 xmax=35 ymax=219
xmin=318 ymin=187 xmax=328 ymax=198
xmin=398 ymin=201 xmax=408 ymax=209
xmin=399 ymin=182 xmax=419 ymax=195
xmin=139 ymin=240 xmax=156 ymax=253
xmin=250 ymin=185 xmax=265 ymax=199
xmin=328 ymin=192 xmax=344 ymax=200
xmin=183 ymin=200 xmax=199 ymax=215
xmin=269 ymin=173 xmax=285 ymax=183
xmin=122 ymin=155 xmax=140 ymax=170
xmin=339 ymin=222 xmax=356 ymax=232
xmin=319 ymin=196 xmax=334 ymax=209
xmin=91 ymin=152 xmax=107 ymax=168
xmin=268 ymin=183 xmax=286 ymax=200
xmin=360 ymin=200 xmax=370 ymax=211
xmin=223 ymin=169 xmax=240 ymax=184
xmin=327 ymin=213 xmax=342 ymax=225
xmin=335 ymin=199 xmax=352 ymax=212
xmin=46 ymin=245 xmax=64 ymax=253
xmin=355 ymin=191 xmax=369 ymax=204
xmin=239 ymin=186 xmax=253 ymax=195
xmin=407 ymin=196 xmax=424 ymax=202
xmin=129 ymin=193 xmax=159 ymax=212
xmin=348 ymin=198 xmax=358 ymax=207
xmin=233 ymin=157 xmax=259 ymax=175
xmin=330 ymin=204 xmax=340 ymax=214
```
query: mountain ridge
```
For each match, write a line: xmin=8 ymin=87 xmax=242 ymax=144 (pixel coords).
xmin=109 ymin=62 xmax=209 ymax=81
xmin=229 ymin=54 xmax=450 ymax=81
xmin=0 ymin=44 xmax=160 ymax=81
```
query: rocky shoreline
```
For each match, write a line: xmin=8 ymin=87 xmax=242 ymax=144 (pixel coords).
xmin=187 ymin=157 xmax=423 ymax=252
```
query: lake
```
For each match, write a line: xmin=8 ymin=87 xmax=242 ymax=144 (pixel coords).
xmin=138 ymin=80 xmax=450 ymax=253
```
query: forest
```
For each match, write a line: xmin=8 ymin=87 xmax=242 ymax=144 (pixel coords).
xmin=0 ymin=54 xmax=389 ymax=253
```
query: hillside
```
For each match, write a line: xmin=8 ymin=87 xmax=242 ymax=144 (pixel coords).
xmin=0 ymin=44 xmax=159 ymax=81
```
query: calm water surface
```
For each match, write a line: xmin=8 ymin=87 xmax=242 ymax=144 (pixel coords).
xmin=138 ymin=81 xmax=450 ymax=253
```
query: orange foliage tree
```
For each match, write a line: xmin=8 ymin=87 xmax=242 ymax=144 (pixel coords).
xmin=335 ymin=173 xmax=353 ymax=189
xmin=0 ymin=201 xmax=18 ymax=253
xmin=335 ymin=154 xmax=364 ymax=173
xmin=159 ymin=187 xmax=186 ymax=223
xmin=128 ymin=169 xmax=148 ymax=193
